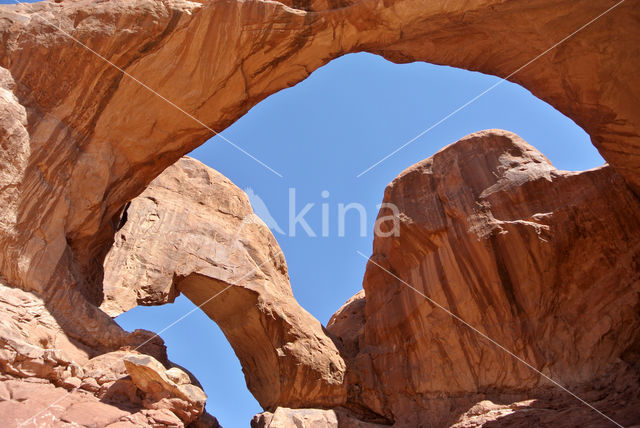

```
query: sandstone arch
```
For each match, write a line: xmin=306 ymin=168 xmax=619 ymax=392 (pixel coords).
xmin=101 ymin=157 xmax=347 ymax=410
xmin=0 ymin=0 xmax=638 ymax=315
xmin=1 ymin=0 xmax=639 ymax=425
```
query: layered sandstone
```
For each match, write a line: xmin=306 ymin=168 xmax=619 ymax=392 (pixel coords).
xmin=327 ymin=130 xmax=640 ymax=426
xmin=0 ymin=0 xmax=639 ymax=426
xmin=0 ymin=1 xmax=638 ymax=347
xmin=103 ymin=157 xmax=346 ymax=410
xmin=0 ymin=281 xmax=217 ymax=427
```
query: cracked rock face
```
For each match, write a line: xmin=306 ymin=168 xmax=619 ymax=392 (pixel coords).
xmin=0 ymin=1 xmax=638 ymax=342
xmin=0 ymin=280 xmax=218 ymax=427
xmin=1 ymin=0 xmax=640 ymax=426
xmin=103 ymin=157 xmax=347 ymax=410
xmin=328 ymin=130 xmax=640 ymax=426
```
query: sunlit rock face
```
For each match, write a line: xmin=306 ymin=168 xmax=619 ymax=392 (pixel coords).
xmin=0 ymin=279 xmax=219 ymax=427
xmin=0 ymin=0 xmax=639 ymax=426
xmin=251 ymin=406 xmax=390 ymax=427
xmin=328 ymin=130 xmax=640 ymax=426
xmin=103 ymin=157 xmax=347 ymax=410
xmin=0 ymin=0 xmax=638 ymax=333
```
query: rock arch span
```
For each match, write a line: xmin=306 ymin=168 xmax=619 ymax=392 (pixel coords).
xmin=0 ymin=0 xmax=637 ymax=315
xmin=101 ymin=157 xmax=347 ymax=410
xmin=1 ymin=0 xmax=639 ymax=426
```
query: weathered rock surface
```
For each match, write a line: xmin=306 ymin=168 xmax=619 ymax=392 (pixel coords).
xmin=328 ymin=130 xmax=640 ymax=426
xmin=0 ymin=279 xmax=217 ymax=427
xmin=252 ymin=407 xmax=339 ymax=428
xmin=251 ymin=406 xmax=388 ymax=428
xmin=0 ymin=0 xmax=639 ymax=350
xmin=123 ymin=353 xmax=207 ymax=424
xmin=0 ymin=366 xmax=218 ymax=428
xmin=1 ymin=0 xmax=640 ymax=426
xmin=103 ymin=156 xmax=346 ymax=410
xmin=327 ymin=290 xmax=365 ymax=361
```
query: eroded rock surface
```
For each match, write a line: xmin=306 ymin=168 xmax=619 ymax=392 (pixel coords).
xmin=123 ymin=353 xmax=207 ymax=424
xmin=1 ymin=0 xmax=640 ymax=426
xmin=251 ymin=406 xmax=388 ymax=428
xmin=0 ymin=356 xmax=217 ymax=428
xmin=0 ymin=0 xmax=638 ymax=350
xmin=328 ymin=130 xmax=640 ymax=426
xmin=0 ymin=280 xmax=217 ymax=427
xmin=103 ymin=157 xmax=346 ymax=410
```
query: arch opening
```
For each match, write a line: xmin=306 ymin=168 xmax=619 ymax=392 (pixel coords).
xmin=112 ymin=52 xmax=603 ymax=426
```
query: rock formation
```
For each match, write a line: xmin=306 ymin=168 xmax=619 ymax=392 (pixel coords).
xmin=0 ymin=279 xmax=217 ymax=427
xmin=103 ymin=157 xmax=346 ymax=410
xmin=0 ymin=153 xmax=347 ymax=426
xmin=0 ymin=0 xmax=638 ymax=335
xmin=251 ymin=406 xmax=388 ymax=428
xmin=0 ymin=0 xmax=639 ymax=426
xmin=327 ymin=130 xmax=640 ymax=426
xmin=123 ymin=353 xmax=208 ymax=424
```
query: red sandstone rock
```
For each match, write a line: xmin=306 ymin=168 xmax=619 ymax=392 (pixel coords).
xmin=0 ymin=279 xmax=216 ymax=426
xmin=252 ymin=406 xmax=388 ymax=428
xmin=328 ymin=130 xmax=640 ymax=426
xmin=123 ymin=353 xmax=207 ymax=424
xmin=0 ymin=0 xmax=639 ymax=350
xmin=103 ymin=157 xmax=346 ymax=410
xmin=1 ymin=0 xmax=639 ymax=426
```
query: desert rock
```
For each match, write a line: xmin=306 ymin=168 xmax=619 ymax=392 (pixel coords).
xmin=0 ymin=278 xmax=216 ymax=426
xmin=328 ymin=130 xmax=640 ymax=426
xmin=0 ymin=0 xmax=639 ymax=426
xmin=251 ymin=406 xmax=389 ymax=428
xmin=0 ymin=1 xmax=638 ymax=345
xmin=123 ymin=353 xmax=206 ymax=424
xmin=103 ymin=157 xmax=347 ymax=410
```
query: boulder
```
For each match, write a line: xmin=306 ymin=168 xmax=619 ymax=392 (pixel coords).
xmin=123 ymin=353 xmax=206 ymax=424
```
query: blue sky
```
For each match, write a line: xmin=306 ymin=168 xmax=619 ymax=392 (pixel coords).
xmin=116 ymin=52 xmax=602 ymax=427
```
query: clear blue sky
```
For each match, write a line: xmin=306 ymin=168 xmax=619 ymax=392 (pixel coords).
xmin=116 ymin=52 xmax=602 ymax=427
xmin=0 ymin=0 xmax=603 ymax=422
